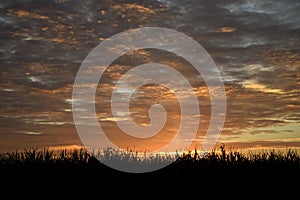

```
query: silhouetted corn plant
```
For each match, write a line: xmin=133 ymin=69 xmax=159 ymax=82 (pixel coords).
xmin=0 ymin=146 xmax=299 ymax=169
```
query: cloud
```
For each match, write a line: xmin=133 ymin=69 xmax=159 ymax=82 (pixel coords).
xmin=0 ymin=0 xmax=299 ymax=150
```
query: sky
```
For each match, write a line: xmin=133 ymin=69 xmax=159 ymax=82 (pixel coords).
xmin=0 ymin=0 xmax=299 ymax=152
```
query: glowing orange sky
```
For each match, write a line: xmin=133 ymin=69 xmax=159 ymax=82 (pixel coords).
xmin=0 ymin=0 xmax=299 ymax=152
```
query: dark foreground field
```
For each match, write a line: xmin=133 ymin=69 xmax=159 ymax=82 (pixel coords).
xmin=0 ymin=146 xmax=299 ymax=199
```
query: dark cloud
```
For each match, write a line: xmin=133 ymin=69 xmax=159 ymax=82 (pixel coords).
xmin=0 ymin=0 xmax=299 ymax=150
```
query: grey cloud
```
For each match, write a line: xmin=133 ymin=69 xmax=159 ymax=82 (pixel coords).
xmin=0 ymin=0 xmax=299 ymax=150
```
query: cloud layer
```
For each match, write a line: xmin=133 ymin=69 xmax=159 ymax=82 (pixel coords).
xmin=0 ymin=0 xmax=299 ymax=151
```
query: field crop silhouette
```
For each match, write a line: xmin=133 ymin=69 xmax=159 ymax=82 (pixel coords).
xmin=0 ymin=145 xmax=299 ymax=199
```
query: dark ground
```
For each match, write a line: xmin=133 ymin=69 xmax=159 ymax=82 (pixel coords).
xmin=0 ymin=149 xmax=299 ymax=199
